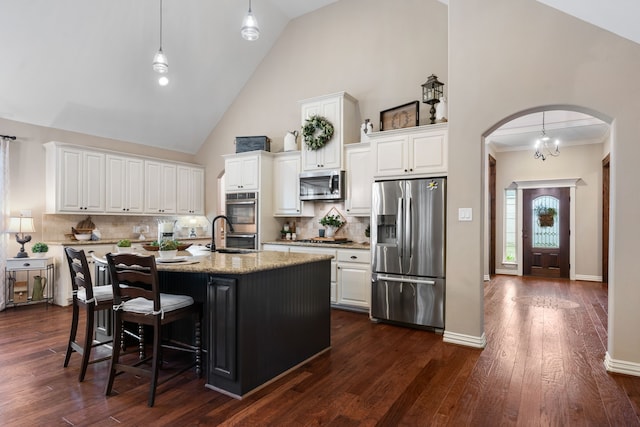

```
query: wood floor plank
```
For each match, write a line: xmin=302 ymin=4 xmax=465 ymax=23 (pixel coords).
xmin=1 ymin=276 xmax=640 ymax=426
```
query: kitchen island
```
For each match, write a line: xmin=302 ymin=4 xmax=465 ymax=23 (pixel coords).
xmin=93 ymin=250 xmax=333 ymax=399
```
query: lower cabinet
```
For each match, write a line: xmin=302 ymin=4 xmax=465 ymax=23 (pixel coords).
xmin=336 ymin=249 xmax=371 ymax=310
xmin=208 ymin=276 xmax=237 ymax=381
xmin=263 ymin=244 xmax=371 ymax=310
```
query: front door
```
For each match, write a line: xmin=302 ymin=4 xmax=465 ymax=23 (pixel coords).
xmin=523 ymin=188 xmax=570 ymax=278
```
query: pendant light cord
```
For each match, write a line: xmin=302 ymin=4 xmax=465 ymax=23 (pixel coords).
xmin=159 ymin=0 xmax=163 ymax=50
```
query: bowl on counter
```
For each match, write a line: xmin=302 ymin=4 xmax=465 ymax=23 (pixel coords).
xmin=143 ymin=243 xmax=192 ymax=251
xmin=74 ymin=233 xmax=92 ymax=241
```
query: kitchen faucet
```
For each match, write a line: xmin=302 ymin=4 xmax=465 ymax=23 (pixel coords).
xmin=211 ymin=215 xmax=234 ymax=252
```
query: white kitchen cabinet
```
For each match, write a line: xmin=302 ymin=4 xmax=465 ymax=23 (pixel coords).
xmin=371 ymin=124 xmax=448 ymax=178
xmin=272 ymin=152 xmax=314 ymax=217
xmin=224 ymin=153 xmax=260 ymax=192
xmin=45 ymin=143 xmax=105 ymax=213
xmin=262 ymin=244 xmax=290 ymax=252
xmin=177 ymin=165 xmax=205 ymax=215
xmin=144 ymin=160 xmax=177 ymax=214
xmin=336 ymin=249 xmax=371 ymax=310
xmin=300 ymin=92 xmax=359 ymax=171
xmin=344 ymin=143 xmax=373 ymax=216
xmin=105 ymin=155 xmax=144 ymax=214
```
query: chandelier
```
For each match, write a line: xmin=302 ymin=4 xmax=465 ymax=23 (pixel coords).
xmin=241 ymin=0 xmax=260 ymax=41
xmin=534 ymin=111 xmax=560 ymax=161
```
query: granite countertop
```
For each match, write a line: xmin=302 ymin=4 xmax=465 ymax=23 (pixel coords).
xmin=263 ymin=240 xmax=371 ymax=250
xmin=45 ymin=237 xmax=211 ymax=246
xmin=91 ymin=250 xmax=333 ymax=275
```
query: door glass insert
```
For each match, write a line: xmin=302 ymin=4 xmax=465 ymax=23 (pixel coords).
xmin=532 ymin=195 xmax=559 ymax=248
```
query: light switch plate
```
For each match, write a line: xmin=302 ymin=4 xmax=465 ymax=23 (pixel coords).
xmin=458 ymin=207 xmax=472 ymax=221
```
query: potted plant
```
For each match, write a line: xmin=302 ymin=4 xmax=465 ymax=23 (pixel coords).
xmin=32 ymin=242 xmax=49 ymax=258
xmin=535 ymin=206 xmax=557 ymax=227
xmin=319 ymin=214 xmax=344 ymax=238
xmin=116 ymin=239 xmax=133 ymax=253
xmin=158 ymin=239 xmax=178 ymax=259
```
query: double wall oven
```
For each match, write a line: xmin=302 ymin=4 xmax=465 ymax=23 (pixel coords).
xmin=225 ymin=192 xmax=258 ymax=249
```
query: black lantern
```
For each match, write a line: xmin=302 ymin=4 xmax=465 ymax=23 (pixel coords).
xmin=421 ymin=74 xmax=444 ymax=124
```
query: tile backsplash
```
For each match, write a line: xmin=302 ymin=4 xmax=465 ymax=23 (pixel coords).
xmin=42 ymin=214 xmax=211 ymax=242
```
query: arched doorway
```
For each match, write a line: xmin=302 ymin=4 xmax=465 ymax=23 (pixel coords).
xmin=483 ymin=105 xmax=610 ymax=282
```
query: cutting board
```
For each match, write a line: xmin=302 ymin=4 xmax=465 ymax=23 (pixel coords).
xmin=312 ymin=237 xmax=348 ymax=242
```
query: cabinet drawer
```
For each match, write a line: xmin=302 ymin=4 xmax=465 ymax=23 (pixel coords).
xmin=7 ymin=258 xmax=51 ymax=270
xmin=337 ymin=249 xmax=370 ymax=264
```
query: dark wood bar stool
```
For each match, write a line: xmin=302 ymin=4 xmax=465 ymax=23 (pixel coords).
xmin=104 ymin=253 xmax=202 ymax=407
xmin=63 ymin=247 xmax=114 ymax=382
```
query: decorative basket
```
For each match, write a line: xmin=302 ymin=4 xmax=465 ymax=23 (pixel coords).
xmin=537 ymin=214 xmax=554 ymax=227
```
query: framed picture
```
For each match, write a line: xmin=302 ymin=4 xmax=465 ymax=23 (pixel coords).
xmin=379 ymin=101 xmax=419 ymax=131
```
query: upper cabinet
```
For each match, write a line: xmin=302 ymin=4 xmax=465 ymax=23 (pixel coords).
xmin=105 ymin=155 xmax=144 ymax=214
xmin=300 ymin=92 xmax=359 ymax=171
xmin=45 ymin=143 xmax=105 ymax=213
xmin=144 ymin=160 xmax=177 ymax=214
xmin=224 ymin=153 xmax=260 ymax=192
xmin=44 ymin=141 xmax=204 ymax=216
xmin=344 ymin=143 xmax=373 ymax=216
xmin=177 ymin=166 xmax=205 ymax=215
xmin=272 ymin=152 xmax=314 ymax=217
xmin=371 ymin=124 xmax=448 ymax=178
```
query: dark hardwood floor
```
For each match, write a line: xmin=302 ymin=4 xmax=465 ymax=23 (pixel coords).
xmin=1 ymin=275 xmax=639 ymax=426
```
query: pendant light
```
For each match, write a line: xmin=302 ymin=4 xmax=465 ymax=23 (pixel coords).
xmin=241 ymin=0 xmax=260 ymax=41
xmin=152 ymin=0 xmax=169 ymax=85
xmin=534 ymin=111 xmax=560 ymax=161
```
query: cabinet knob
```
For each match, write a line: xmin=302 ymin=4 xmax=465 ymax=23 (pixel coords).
xmin=23 ymin=263 xmax=31 ymax=267
xmin=404 ymin=169 xmax=408 ymax=172
xmin=410 ymin=168 xmax=413 ymax=172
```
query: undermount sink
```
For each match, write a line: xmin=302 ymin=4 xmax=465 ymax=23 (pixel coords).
xmin=215 ymin=248 xmax=255 ymax=254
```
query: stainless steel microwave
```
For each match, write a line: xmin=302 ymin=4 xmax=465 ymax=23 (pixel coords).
xmin=299 ymin=170 xmax=345 ymax=201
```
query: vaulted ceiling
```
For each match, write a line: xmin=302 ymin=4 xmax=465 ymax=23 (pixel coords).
xmin=0 ymin=0 xmax=633 ymax=154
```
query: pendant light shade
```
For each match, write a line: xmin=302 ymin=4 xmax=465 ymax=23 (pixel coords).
xmin=241 ymin=0 xmax=260 ymax=41
xmin=152 ymin=0 xmax=169 ymax=84
xmin=153 ymin=48 xmax=168 ymax=74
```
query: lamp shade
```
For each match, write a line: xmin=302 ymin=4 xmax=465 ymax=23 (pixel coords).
xmin=8 ymin=217 xmax=35 ymax=234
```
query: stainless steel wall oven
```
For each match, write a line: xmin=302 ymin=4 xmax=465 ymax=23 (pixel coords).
xmin=225 ymin=192 xmax=258 ymax=249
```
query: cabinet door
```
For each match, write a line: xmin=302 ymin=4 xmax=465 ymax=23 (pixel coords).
xmin=410 ymin=131 xmax=448 ymax=175
xmin=58 ymin=147 xmax=84 ymax=211
xmin=337 ymin=262 xmax=371 ymax=309
xmin=273 ymin=154 xmax=302 ymax=216
xmin=82 ymin=151 xmax=106 ymax=212
xmin=345 ymin=145 xmax=373 ymax=216
xmin=208 ymin=276 xmax=237 ymax=381
xmin=106 ymin=155 xmax=144 ymax=213
xmin=177 ymin=166 xmax=205 ymax=215
xmin=225 ymin=156 xmax=259 ymax=192
xmin=301 ymin=96 xmax=342 ymax=170
xmin=145 ymin=161 xmax=177 ymax=213
xmin=374 ymin=136 xmax=408 ymax=177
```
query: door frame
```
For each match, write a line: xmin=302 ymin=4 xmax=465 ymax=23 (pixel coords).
xmin=513 ymin=178 xmax=580 ymax=280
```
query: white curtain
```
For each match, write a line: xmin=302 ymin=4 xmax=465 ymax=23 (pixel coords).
xmin=0 ymin=137 xmax=10 ymax=311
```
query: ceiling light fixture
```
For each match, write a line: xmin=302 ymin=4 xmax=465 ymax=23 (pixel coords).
xmin=534 ymin=111 xmax=560 ymax=161
xmin=152 ymin=0 xmax=169 ymax=85
xmin=241 ymin=0 xmax=260 ymax=41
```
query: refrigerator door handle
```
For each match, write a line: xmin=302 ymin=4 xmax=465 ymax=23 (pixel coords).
xmin=397 ymin=197 xmax=404 ymax=260
xmin=376 ymin=274 xmax=436 ymax=286
xmin=407 ymin=196 xmax=413 ymax=261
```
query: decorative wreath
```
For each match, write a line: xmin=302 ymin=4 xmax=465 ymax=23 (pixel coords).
xmin=302 ymin=115 xmax=334 ymax=150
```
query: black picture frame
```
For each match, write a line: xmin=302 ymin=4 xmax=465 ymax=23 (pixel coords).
xmin=379 ymin=101 xmax=419 ymax=131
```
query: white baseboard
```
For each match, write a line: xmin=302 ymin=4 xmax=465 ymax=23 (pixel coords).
xmin=443 ymin=331 xmax=486 ymax=349
xmin=604 ymin=352 xmax=640 ymax=377
xmin=495 ymin=269 xmax=518 ymax=275
xmin=483 ymin=274 xmax=490 ymax=281
xmin=575 ymin=274 xmax=603 ymax=282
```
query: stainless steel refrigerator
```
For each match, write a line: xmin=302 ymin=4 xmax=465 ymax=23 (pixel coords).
xmin=371 ymin=177 xmax=446 ymax=330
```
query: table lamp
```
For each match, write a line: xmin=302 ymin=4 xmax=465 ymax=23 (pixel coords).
xmin=8 ymin=216 xmax=35 ymax=258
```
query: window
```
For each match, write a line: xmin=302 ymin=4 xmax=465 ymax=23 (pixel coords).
xmin=504 ymin=189 xmax=517 ymax=262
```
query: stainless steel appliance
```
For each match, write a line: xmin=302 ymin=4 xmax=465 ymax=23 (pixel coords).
xmin=371 ymin=177 xmax=446 ymax=330
xmin=225 ymin=192 xmax=258 ymax=249
xmin=299 ymin=170 xmax=345 ymax=201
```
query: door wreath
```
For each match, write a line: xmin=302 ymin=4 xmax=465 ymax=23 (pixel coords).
xmin=302 ymin=115 xmax=334 ymax=150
